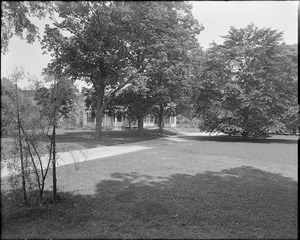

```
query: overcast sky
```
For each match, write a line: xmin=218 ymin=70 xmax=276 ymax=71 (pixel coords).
xmin=191 ymin=1 xmax=298 ymax=49
xmin=1 ymin=1 xmax=298 ymax=88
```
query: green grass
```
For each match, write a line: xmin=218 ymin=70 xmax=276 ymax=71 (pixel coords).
xmin=1 ymin=127 xmax=177 ymax=156
xmin=54 ymin=128 xmax=177 ymax=150
xmin=1 ymin=129 xmax=298 ymax=239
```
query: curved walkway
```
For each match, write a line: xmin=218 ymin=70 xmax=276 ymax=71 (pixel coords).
xmin=1 ymin=145 xmax=154 ymax=179
xmin=1 ymin=131 xmax=224 ymax=179
xmin=1 ymin=131 xmax=297 ymax=183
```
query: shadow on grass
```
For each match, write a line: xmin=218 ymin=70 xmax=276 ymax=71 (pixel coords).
xmin=177 ymin=134 xmax=299 ymax=144
xmin=52 ymin=129 xmax=177 ymax=149
xmin=1 ymin=166 xmax=297 ymax=239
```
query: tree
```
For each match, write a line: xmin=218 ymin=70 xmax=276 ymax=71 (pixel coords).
xmin=193 ymin=23 xmax=298 ymax=138
xmin=1 ymin=77 xmax=17 ymax=135
xmin=5 ymin=68 xmax=28 ymax=203
xmin=34 ymin=76 xmax=79 ymax=122
xmin=42 ymin=2 xmax=141 ymax=140
xmin=41 ymin=1 xmax=203 ymax=140
xmin=1 ymin=71 xmax=54 ymax=203
xmin=275 ymin=43 xmax=299 ymax=134
xmin=1 ymin=1 xmax=54 ymax=54
xmin=34 ymin=75 xmax=78 ymax=200
xmin=146 ymin=39 xmax=202 ymax=134
xmin=107 ymin=79 xmax=155 ymax=135
xmin=109 ymin=1 xmax=203 ymax=134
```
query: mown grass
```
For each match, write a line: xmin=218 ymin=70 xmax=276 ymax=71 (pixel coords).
xmin=0 ymin=127 xmax=176 ymax=157
xmin=53 ymin=128 xmax=177 ymax=151
xmin=1 ymin=129 xmax=298 ymax=239
xmin=1 ymin=167 xmax=297 ymax=239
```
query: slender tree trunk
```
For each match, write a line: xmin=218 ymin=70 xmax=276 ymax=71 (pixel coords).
xmin=52 ymin=77 xmax=57 ymax=200
xmin=242 ymin=107 xmax=250 ymax=139
xmin=52 ymin=123 xmax=57 ymax=200
xmin=242 ymin=131 xmax=249 ymax=139
xmin=158 ymin=104 xmax=164 ymax=135
xmin=15 ymin=84 xmax=27 ymax=204
xmin=17 ymin=118 xmax=27 ymax=204
xmin=137 ymin=116 xmax=144 ymax=135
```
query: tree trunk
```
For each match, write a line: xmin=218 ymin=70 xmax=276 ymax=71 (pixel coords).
xmin=95 ymin=85 xmax=105 ymax=140
xmin=137 ymin=116 xmax=144 ymax=135
xmin=17 ymin=119 xmax=27 ymax=204
xmin=242 ymin=107 xmax=249 ymax=139
xmin=95 ymin=107 xmax=103 ymax=140
xmin=158 ymin=104 xmax=164 ymax=135
xmin=242 ymin=131 xmax=249 ymax=139
xmin=52 ymin=122 xmax=57 ymax=200
xmin=16 ymin=84 xmax=27 ymax=204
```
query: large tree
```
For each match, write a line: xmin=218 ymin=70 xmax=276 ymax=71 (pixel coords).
xmin=193 ymin=23 xmax=298 ymax=138
xmin=113 ymin=1 xmax=203 ymax=134
xmin=275 ymin=43 xmax=299 ymax=134
xmin=42 ymin=2 xmax=138 ymax=140
xmin=147 ymin=45 xmax=202 ymax=134
xmin=42 ymin=1 xmax=202 ymax=140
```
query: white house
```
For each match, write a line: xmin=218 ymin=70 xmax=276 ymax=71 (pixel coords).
xmin=83 ymin=110 xmax=177 ymax=129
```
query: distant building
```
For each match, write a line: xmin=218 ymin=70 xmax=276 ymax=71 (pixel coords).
xmin=24 ymin=87 xmax=177 ymax=129
xmin=83 ymin=109 xmax=177 ymax=129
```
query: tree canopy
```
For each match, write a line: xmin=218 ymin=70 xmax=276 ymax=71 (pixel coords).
xmin=1 ymin=1 xmax=54 ymax=54
xmin=193 ymin=23 xmax=298 ymax=137
xmin=42 ymin=1 xmax=202 ymax=140
xmin=34 ymin=76 xmax=79 ymax=122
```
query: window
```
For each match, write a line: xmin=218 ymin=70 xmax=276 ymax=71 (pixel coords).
xmin=170 ymin=117 xmax=174 ymax=124
xmin=117 ymin=113 xmax=122 ymax=122
xmin=87 ymin=113 xmax=95 ymax=123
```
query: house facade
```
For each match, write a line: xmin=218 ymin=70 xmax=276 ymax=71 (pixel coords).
xmin=58 ymin=93 xmax=177 ymax=129
xmin=83 ymin=110 xmax=177 ymax=129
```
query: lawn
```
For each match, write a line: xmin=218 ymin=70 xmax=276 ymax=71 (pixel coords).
xmin=54 ymin=128 xmax=177 ymax=152
xmin=1 ymin=128 xmax=298 ymax=239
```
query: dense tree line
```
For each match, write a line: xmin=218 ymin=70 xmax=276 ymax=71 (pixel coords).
xmin=2 ymin=2 xmax=298 ymax=142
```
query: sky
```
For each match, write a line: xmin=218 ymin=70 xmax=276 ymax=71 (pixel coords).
xmin=1 ymin=1 xmax=298 ymax=89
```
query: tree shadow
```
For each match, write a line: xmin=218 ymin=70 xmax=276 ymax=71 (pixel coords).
xmin=44 ymin=129 xmax=178 ymax=149
xmin=2 ymin=166 xmax=297 ymax=239
xmin=177 ymin=134 xmax=299 ymax=144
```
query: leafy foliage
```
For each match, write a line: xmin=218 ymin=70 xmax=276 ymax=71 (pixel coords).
xmin=1 ymin=1 xmax=54 ymax=54
xmin=193 ymin=23 xmax=298 ymax=137
xmin=41 ymin=1 xmax=203 ymax=139
xmin=34 ymin=77 xmax=79 ymax=123
xmin=1 ymin=74 xmax=56 ymax=202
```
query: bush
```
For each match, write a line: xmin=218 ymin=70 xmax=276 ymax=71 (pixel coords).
xmin=176 ymin=115 xmax=201 ymax=128
xmin=82 ymin=125 xmax=95 ymax=130
xmin=104 ymin=126 xmax=114 ymax=131
xmin=64 ymin=125 xmax=77 ymax=130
